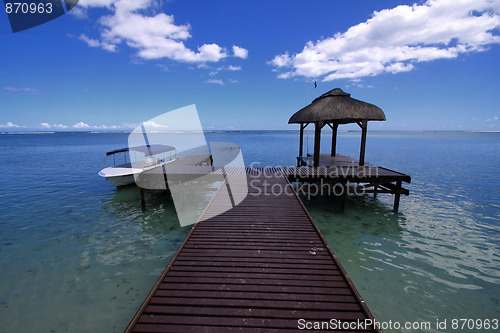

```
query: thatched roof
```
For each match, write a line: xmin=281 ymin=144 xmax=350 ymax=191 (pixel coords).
xmin=289 ymin=88 xmax=386 ymax=124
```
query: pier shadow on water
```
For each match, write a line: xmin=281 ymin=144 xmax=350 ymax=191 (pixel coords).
xmin=103 ymin=185 xmax=181 ymax=234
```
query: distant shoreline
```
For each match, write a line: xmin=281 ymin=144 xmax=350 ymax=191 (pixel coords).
xmin=1 ymin=130 xmax=499 ymax=135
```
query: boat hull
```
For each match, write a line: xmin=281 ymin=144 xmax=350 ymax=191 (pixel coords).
xmin=105 ymin=174 xmax=136 ymax=187
xmin=99 ymin=158 xmax=177 ymax=188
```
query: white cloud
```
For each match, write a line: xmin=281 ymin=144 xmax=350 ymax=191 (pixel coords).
xmin=142 ymin=120 xmax=168 ymax=129
xmin=78 ymin=0 xmax=246 ymax=64
xmin=79 ymin=34 xmax=117 ymax=52
xmin=156 ymin=64 xmax=169 ymax=72
xmin=216 ymin=65 xmax=242 ymax=71
xmin=40 ymin=123 xmax=68 ymax=129
xmin=43 ymin=122 xmax=134 ymax=130
xmin=68 ymin=7 xmax=88 ymax=19
xmin=78 ymin=0 xmax=116 ymax=7
xmin=232 ymin=45 xmax=248 ymax=59
xmin=1 ymin=121 xmax=150 ymax=131
xmin=3 ymin=87 xmax=43 ymax=95
xmin=69 ymin=0 xmax=116 ymax=19
xmin=73 ymin=122 xmax=90 ymax=129
xmin=205 ymin=79 xmax=224 ymax=85
xmin=0 ymin=122 xmax=21 ymax=128
xmin=270 ymin=0 xmax=500 ymax=81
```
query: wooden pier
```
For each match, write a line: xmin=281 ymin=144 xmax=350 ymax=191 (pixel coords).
xmin=138 ymin=153 xmax=410 ymax=213
xmin=294 ymin=154 xmax=410 ymax=212
xmin=287 ymin=88 xmax=411 ymax=212
xmin=125 ymin=171 xmax=381 ymax=332
xmin=123 ymin=88 xmax=412 ymax=331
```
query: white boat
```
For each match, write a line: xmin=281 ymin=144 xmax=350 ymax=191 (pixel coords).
xmin=99 ymin=144 xmax=176 ymax=187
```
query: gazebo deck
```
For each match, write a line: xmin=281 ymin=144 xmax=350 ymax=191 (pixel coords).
xmin=298 ymin=153 xmax=377 ymax=168
xmin=294 ymin=154 xmax=410 ymax=212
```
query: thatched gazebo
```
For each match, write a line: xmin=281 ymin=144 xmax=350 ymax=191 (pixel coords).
xmin=289 ymin=88 xmax=385 ymax=167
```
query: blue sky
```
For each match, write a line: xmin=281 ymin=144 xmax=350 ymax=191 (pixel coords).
xmin=1 ymin=0 xmax=499 ymax=131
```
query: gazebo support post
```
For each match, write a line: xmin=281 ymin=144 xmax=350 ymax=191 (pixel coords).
xmin=299 ymin=123 xmax=304 ymax=158
xmin=358 ymin=120 xmax=367 ymax=166
xmin=299 ymin=124 xmax=304 ymax=157
xmin=331 ymin=123 xmax=338 ymax=157
xmin=313 ymin=121 xmax=323 ymax=167
xmin=298 ymin=123 xmax=307 ymax=167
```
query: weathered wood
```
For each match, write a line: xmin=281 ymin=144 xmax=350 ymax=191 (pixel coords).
xmin=140 ymin=188 xmax=146 ymax=211
xmin=331 ymin=122 xmax=338 ymax=157
xmin=393 ymin=180 xmax=402 ymax=212
xmin=125 ymin=174 xmax=381 ymax=332
xmin=340 ymin=181 xmax=347 ymax=212
xmin=359 ymin=120 xmax=367 ymax=166
xmin=313 ymin=122 xmax=322 ymax=167
xmin=293 ymin=154 xmax=410 ymax=211
xmin=299 ymin=123 xmax=305 ymax=158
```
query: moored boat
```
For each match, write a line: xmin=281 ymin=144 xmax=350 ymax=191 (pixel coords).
xmin=99 ymin=144 xmax=176 ymax=187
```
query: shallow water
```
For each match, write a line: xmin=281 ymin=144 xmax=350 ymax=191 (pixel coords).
xmin=0 ymin=131 xmax=498 ymax=332
xmin=303 ymin=131 xmax=500 ymax=332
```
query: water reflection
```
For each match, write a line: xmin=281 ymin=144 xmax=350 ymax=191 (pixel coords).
xmin=102 ymin=184 xmax=180 ymax=233
xmin=102 ymin=179 xmax=223 ymax=234
xmin=303 ymin=193 xmax=500 ymax=332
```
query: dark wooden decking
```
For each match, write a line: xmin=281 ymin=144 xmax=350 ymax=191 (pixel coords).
xmin=296 ymin=154 xmax=410 ymax=212
xmin=298 ymin=154 xmax=376 ymax=168
xmin=139 ymin=153 xmax=410 ymax=212
xmin=125 ymin=173 xmax=380 ymax=332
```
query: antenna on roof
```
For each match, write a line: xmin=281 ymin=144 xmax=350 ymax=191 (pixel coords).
xmin=304 ymin=79 xmax=317 ymax=105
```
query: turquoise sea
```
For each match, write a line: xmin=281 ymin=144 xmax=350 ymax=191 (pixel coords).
xmin=0 ymin=131 xmax=499 ymax=332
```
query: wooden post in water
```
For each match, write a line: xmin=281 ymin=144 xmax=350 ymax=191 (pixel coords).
xmin=140 ymin=188 xmax=146 ymax=211
xmin=359 ymin=120 xmax=367 ymax=166
xmin=340 ymin=181 xmax=347 ymax=212
xmin=393 ymin=180 xmax=402 ymax=212
xmin=313 ymin=122 xmax=322 ymax=167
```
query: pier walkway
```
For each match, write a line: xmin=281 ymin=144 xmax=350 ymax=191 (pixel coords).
xmin=139 ymin=154 xmax=410 ymax=212
xmin=125 ymin=172 xmax=380 ymax=332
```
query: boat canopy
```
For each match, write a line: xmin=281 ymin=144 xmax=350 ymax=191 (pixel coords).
xmin=106 ymin=144 xmax=176 ymax=157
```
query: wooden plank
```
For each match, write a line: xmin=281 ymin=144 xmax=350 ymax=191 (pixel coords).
xmin=148 ymin=297 xmax=362 ymax=311
xmin=143 ymin=305 xmax=367 ymax=320
xmin=137 ymin=315 xmax=376 ymax=330
xmin=173 ymin=260 xmax=336 ymax=268
xmin=169 ymin=266 xmax=340 ymax=275
xmin=161 ymin=276 xmax=348 ymax=288
xmin=125 ymin=174 xmax=381 ymax=332
xmin=154 ymin=290 xmax=358 ymax=303
xmin=166 ymin=271 xmax=345 ymax=281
